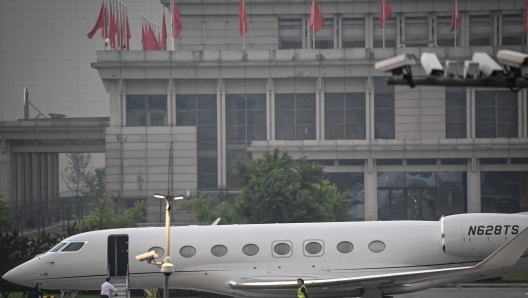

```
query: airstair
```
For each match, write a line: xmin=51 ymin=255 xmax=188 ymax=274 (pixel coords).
xmin=111 ymin=276 xmax=129 ymax=298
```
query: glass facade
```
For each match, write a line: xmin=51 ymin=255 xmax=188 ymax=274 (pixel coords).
xmin=445 ymin=87 xmax=466 ymax=138
xmin=342 ymin=17 xmax=366 ymax=48
xmin=481 ymin=172 xmax=528 ymax=213
xmin=325 ymin=93 xmax=366 ymax=140
xmin=278 ymin=18 xmax=302 ymax=49
xmin=326 ymin=173 xmax=365 ymax=221
xmin=374 ymin=78 xmax=395 ymax=139
xmin=226 ymin=94 xmax=267 ymax=188
xmin=176 ymin=94 xmax=218 ymax=189
xmin=126 ymin=95 xmax=167 ymax=126
xmin=275 ymin=93 xmax=316 ymax=140
xmin=377 ymin=172 xmax=467 ymax=221
xmin=475 ymin=90 xmax=518 ymax=138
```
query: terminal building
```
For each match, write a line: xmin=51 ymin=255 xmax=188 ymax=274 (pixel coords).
xmin=1 ymin=0 xmax=528 ymax=225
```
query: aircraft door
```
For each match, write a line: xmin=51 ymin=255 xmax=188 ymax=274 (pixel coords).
xmin=108 ymin=235 xmax=129 ymax=276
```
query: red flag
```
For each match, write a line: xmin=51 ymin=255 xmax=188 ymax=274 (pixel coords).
xmin=145 ymin=24 xmax=162 ymax=51
xmin=450 ymin=0 xmax=461 ymax=33
xmin=87 ymin=1 xmax=106 ymax=39
xmin=309 ymin=0 xmax=324 ymax=33
xmin=126 ymin=15 xmax=131 ymax=50
xmin=524 ymin=0 xmax=528 ymax=32
xmin=239 ymin=0 xmax=248 ymax=36
xmin=141 ymin=22 xmax=146 ymax=50
xmin=171 ymin=0 xmax=183 ymax=38
xmin=108 ymin=4 xmax=116 ymax=49
xmin=162 ymin=11 xmax=167 ymax=50
xmin=379 ymin=0 xmax=392 ymax=28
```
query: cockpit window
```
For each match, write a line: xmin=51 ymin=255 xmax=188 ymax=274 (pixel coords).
xmin=61 ymin=242 xmax=86 ymax=252
xmin=49 ymin=242 xmax=68 ymax=252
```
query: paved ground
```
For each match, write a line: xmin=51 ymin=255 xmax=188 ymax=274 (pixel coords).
xmin=394 ymin=287 xmax=528 ymax=298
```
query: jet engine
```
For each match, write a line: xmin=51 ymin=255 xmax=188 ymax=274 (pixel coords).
xmin=441 ymin=213 xmax=527 ymax=258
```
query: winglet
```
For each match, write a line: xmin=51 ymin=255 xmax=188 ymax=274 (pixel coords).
xmin=211 ymin=218 xmax=221 ymax=226
xmin=475 ymin=226 xmax=528 ymax=270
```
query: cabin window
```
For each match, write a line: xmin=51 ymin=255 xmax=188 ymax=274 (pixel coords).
xmin=179 ymin=246 xmax=196 ymax=258
xmin=48 ymin=242 xmax=67 ymax=252
xmin=61 ymin=242 xmax=86 ymax=252
xmin=304 ymin=240 xmax=323 ymax=257
xmin=272 ymin=241 xmax=293 ymax=258
xmin=211 ymin=245 xmax=228 ymax=257
xmin=336 ymin=241 xmax=354 ymax=253
xmin=242 ymin=244 xmax=259 ymax=256
xmin=368 ymin=241 xmax=386 ymax=253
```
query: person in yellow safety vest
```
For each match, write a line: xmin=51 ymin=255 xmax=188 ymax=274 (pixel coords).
xmin=297 ymin=278 xmax=308 ymax=298
xmin=143 ymin=288 xmax=159 ymax=298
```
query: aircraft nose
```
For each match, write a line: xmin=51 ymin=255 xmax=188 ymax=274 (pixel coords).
xmin=3 ymin=263 xmax=36 ymax=287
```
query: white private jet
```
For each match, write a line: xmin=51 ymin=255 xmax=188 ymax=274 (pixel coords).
xmin=4 ymin=213 xmax=528 ymax=298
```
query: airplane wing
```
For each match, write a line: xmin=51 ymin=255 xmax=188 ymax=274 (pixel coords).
xmin=229 ymin=226 xmax=528 ymax=290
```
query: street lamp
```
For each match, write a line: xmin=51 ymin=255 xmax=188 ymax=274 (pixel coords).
xmin=154 ymin=193 xmax=184 ymax=298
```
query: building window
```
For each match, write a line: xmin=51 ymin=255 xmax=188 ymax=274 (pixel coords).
xmin=279 ymin=18 xmax=303 ymax=49
xmin=342 ymin=17 xmax=365 ymax=48
xmin=373 ymin=17 xmax=396 ymax=48
xmin=374 ymin=78 xmax=395 ymax=139
xmin=469 ymin=14 xmax=492 ymax=46
xmin=176 ymin=94 xmax=218 ymax=189
xmin=275 ymin=93 xmax=316 ymax=140
xmin=126 ymin=95 xmax=167 ymax=126
xmin=325 ymin=93 xmax=366 ymax=140
xmin=403 ymin=16 xmax=429 ymax=47
xmin=481 ymin=172 xmax=527 ymax=213
xmin=326 ymin=173 xmax=364 ymax=221
xmin=475 ymin=90 xmax=518 ymax=138
xmin=314 ymin=18 xmax=334 ymax=49
xmin=377 ymin=172 xmax=467 ymax=221
xmin=445 ymin=87 xmax=466 ymax=138
xmin=502 ymin=13 xmax=526 ymax=45
xmin=226 ymin=94 xmax=267 ymax=188
xmin=436 ymin=15 xmax=458 ymax=46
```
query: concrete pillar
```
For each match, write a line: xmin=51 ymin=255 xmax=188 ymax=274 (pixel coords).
xmin=364 ymin=158 xmax=378 ymax=221
xmin=467 ymin=158 xmax=480 ymax=213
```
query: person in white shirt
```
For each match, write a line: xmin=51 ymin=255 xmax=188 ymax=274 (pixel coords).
xmin=101 ymin=277 xmax=118 ymax=298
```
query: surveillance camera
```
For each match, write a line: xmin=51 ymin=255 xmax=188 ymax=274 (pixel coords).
xmin=463 ymin=60 xmax=479 ymax=78
xmin=374 ymin=54 xmax=417 ymax=74
xmin=472 ymin=52 xmax=504 ymax=77
xmin=444 ymin=60 xmax=460 ymax=78
xmin=497 ymin=50 xmax=528 ymax=69
xmin=420 ymin=53 xmax=444 ymax=76
xmin=161 ymin=262 xmax=174 ymax=276
xmin=135 ymin=251 xmax=158 ymax=262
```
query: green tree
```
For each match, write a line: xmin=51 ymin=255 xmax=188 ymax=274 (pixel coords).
xmin=183 ymin=196 xmax=238 ymax=225
xmin=76 ymin=192 xmax=148 ymax=231
xmin=0 ymin=195 xmax=11 ymax=230
xmin=60 ymin=153 xmax=93 ymax=197
xmin=185 ymin=149 xmax=351 ymax=224
xmin=84 ymin=167 xmax=105 ymax=199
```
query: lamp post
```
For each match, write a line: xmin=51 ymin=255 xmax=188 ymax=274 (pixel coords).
xmin=154 ymin=193 xmax=183 ymax=298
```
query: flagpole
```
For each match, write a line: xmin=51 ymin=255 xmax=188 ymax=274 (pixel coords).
xmin=103 ymin=0 xmax=107 ymax=42
xmin=171 ymin=1 xmax=175 ymax=51
xmin=125 ymin=5 xmax=128 ymax=50
xmin=454 ymin=0 xmax=457 ymax=48
xmin=243 ymin=0 xmax=246 ymax=51
xmin=312 ymin=0 xmax=315 ymax=49
xmin=382 ymin=0 xmax=385 ymax=48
